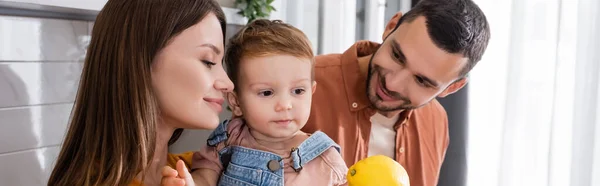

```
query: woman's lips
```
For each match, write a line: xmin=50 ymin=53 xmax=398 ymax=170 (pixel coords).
xmin=204 ymin=97 xmax=224 ymax=113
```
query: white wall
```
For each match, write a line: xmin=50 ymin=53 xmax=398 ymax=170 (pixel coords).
xmin=0 ymin=15 xmax=91 ymax=185
xmin=363 ymin=0 xmax=386 ymax=43
xmin=319 ymin=0 xmax=356 ymax=54
xmin=216 ymin=0 xmax=235 ymax=8
xmin=1 ymin=0 xmax=108 ymax=11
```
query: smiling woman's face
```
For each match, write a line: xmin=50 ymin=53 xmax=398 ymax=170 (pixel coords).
xmin=152 ymin=13 xmax=233 ymax=129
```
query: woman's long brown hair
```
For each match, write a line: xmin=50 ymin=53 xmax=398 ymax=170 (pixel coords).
xmin=47 ymin=0 xmax=225 ymax=185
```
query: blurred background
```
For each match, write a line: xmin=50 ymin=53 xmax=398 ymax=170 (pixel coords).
xmin=0 ymin=0 xmax=599 ymax=185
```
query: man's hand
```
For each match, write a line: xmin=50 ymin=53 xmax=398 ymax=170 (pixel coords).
xmin=161 ymin=160 xmax=195 ymax=186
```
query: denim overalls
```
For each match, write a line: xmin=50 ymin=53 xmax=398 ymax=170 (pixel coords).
xmin=206 ymin=119 xmax=341 ymax=186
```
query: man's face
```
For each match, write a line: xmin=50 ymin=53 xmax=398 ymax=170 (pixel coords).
xmin=367 ymin=16 xmax=468 ymax=112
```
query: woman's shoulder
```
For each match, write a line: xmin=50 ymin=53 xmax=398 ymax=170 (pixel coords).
xmin=128 ymin=179 xmax=143 ymax=186
xmin=167 ymin=151 xmax=194 ymax=169
xmin=128 ymin=152 xmax=195 ymax=186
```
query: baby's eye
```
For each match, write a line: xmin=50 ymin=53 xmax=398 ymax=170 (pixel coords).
xmin=258 ymin=90 xmax=274 ymax=97
xmin=292 ymin=88 xmax=306 ymax=95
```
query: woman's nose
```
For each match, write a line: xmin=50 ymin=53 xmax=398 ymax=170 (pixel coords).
xmin=214 ymin=79 xmax=233 ymax=92
xmin=214 ymin=67 xmax=234 ymax=92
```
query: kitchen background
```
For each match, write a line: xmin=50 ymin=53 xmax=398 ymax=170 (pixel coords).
xmin=1 ymin=0 xmax=599 ymax=185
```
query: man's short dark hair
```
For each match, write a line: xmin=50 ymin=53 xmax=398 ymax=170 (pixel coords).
xmin=391 ymin=0 xmax=490 ymax=77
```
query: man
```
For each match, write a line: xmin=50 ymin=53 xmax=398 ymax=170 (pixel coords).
xmin=301 ymin=0 xmax=490 ymax=185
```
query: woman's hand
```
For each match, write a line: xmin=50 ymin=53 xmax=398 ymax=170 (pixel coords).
xmin=161 ymin=160 xmax=195 ymax=186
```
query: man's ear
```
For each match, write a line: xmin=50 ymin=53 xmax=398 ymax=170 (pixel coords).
xmin=311 ymin=81 xmax=317 ymax=94
xmin=226 ymin=92 xmax=243 ymax=116
xmin=382 ymin=11 xmax=403 ymax=41
xmin=438 ymin=78 xmax=468 ymax=98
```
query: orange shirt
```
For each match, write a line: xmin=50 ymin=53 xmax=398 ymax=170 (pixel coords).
xmin=129 ymin=152 xmax=194 ymax=186
xmin=302 ymin=41 xmax=449 ymax=186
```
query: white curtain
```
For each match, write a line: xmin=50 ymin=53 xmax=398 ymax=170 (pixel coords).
xmin=273 ymin=0 xmax=357 ymax=55
xmin=467 ymin=0 xmax=600 ymax=185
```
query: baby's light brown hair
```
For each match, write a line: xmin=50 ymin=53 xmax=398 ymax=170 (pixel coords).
xmin=224 ymin=19 xmax=314 ymax=93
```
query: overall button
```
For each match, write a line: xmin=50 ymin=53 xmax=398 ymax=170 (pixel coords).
xmin=267 ymin=160 xmax=281 ymax=171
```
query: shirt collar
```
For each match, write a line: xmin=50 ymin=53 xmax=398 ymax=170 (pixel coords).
xmin=340 ymin=40 xmax=380 ymax=112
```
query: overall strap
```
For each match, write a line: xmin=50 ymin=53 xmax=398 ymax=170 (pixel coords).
xmin=290 ymin=131 xmax=341 ymax=171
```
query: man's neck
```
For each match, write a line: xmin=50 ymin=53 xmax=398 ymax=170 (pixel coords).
xmin=378 ymin=109 xmax=404 ymax=119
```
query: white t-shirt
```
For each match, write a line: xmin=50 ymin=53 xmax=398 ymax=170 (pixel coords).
xmin=367 ymin=112 xmax=399 ymax=158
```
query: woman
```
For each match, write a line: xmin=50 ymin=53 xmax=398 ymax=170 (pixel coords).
xmin=47 ymin=0 xmax=233 ymax=185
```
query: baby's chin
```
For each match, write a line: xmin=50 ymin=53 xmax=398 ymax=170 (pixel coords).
xmin=263 ymin=127 xmax=305 ymax=138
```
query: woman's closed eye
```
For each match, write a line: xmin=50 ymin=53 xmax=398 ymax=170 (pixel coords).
xmin=201 ymin=60 xmax=216 ymax=69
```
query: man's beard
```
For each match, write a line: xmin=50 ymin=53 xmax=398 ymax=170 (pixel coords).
xmin=365 ymin=54 xmax=427 ymax=112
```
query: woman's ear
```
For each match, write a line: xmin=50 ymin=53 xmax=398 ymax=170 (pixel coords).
xmin=226 ymin=92 xmax=243 ymax=117
xmin=311 ymin=81 xmax=317 ymax=94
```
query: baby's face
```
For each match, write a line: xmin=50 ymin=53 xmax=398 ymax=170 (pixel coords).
xmin=231 ymin=54 xmax=314 ymax=140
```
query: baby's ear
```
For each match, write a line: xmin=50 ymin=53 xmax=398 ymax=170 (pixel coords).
xmin=311 ymin=81 xmax=317 ymax=94
xmin=226 ymin=92 xmax=243 ymax=116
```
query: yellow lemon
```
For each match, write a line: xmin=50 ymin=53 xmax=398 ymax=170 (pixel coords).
xmin=347 ymin=155 xmax=410 ymax=186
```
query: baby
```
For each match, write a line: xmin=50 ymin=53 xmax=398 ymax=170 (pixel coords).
xmin=162 ymin=19 xmax=348 ymax=186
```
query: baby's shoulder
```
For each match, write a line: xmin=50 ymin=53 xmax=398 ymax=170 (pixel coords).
xmin=316 ymin=147 xmax=348 ymax=184
xmin=318 ymin=147 xmax=348 ymax=170
xmin=206 ymin=118 xmax=249 ymax=147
